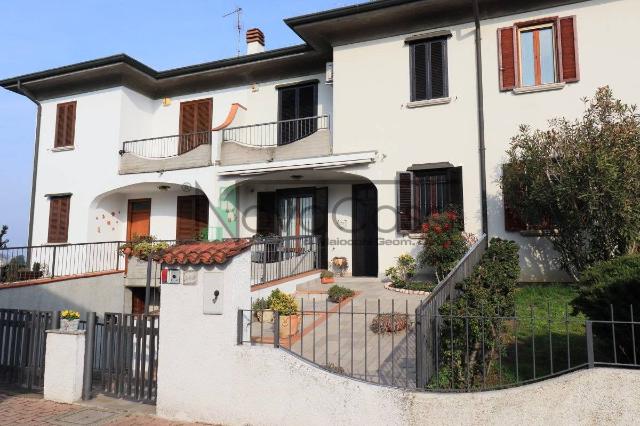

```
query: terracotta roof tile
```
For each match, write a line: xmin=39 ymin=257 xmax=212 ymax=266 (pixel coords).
xmin=159 ymin=239 xmax=252 ymax=265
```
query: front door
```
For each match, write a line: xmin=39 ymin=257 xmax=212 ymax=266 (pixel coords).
xmin=126 ymin=199 xmax=151 ymax=241
xmin=352 ymin=183 xmax=378 ymax=277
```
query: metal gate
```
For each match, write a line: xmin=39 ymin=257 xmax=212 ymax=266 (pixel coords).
xmin=98 ymin=313 xmax=159 ymax=404
xmin=0 ymin=309 xmax=53 ymax=390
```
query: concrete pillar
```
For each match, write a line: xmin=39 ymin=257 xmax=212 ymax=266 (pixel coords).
xmin=44 ymin=330 xmax=86 ymax=403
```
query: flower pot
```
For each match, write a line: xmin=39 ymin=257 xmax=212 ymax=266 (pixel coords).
xmin=256 ymin=310 xmax=274 ymax=323
xmin=321 ymin=277 xmax=335 ymax=284
xmin=278 ymin=314 xmax=300 ymax=338
xmin=60 ymin=318 xmax=80 ymax=332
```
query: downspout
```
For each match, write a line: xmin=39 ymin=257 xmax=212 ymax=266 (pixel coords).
xmin=16 ymin=80 xmax=41 ymax=249
xmin=472 ymin=0 xmax=489 ymax=238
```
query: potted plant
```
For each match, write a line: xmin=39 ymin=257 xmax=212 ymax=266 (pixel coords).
xmin=252 ymin=298 xmax=273 ymax=323
xmin=331 ymin=257 xmax=348 ymax=277
xmin=320 ymin=270 xmax=335 ymax=284
xmin=327 ymin=285 xmax=354 ymax=303
xmin=268 ymin=289 xmax=299 ymax=338
xmin=60 ymin=310 xmax=81 ymax=332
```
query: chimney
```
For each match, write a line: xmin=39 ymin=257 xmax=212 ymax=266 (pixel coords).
xmin=246 ymin=28 xmax=265 ymax=54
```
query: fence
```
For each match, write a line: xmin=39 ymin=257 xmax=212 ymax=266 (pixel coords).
xmin=0 ymin=309 xmax=53 ymax=390
xmin=222 ymin=115 xmax=330 ymax=147
xmin=0 ymin=241 xmax=123 ymax=284
xmin=120 ymin=130 xmax=212 ymax=159
xmin=237 ymin=301 xmax=640 ymax=392
xmin=415 ymin=234 xmax=487 ymax=387
xmin=250 ymin=235 xmax=320 ymax=286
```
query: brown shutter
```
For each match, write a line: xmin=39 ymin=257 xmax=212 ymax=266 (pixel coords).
xmin=176 ymin=195 xmax=209 ymax=241
xmin=397 ymin=172 xmax=414 ymax=232
xmin=498 ymin=27 xmax=517 ymax=91
xmin=48 ymin=195 xmax=71 ymax=243
xmin=179 ymin=98 xmax=212 ymax=154
xmin=54 ymin=102 xmax=76 ymax=148
xmin=558 ymin=16 xmax=579 ymax=83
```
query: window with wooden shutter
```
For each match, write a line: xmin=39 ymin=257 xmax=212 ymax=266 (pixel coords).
xmin=410 ymin=38 xmax=449 ymax=101
xmin=54 ymin=102 xmax=76 ymax=148
xmin=397 ymin=172 xmax=414 ymax=233
xmin=498 ymin=16 xmax=579 ymax=91
xmin=176 ymin=195 xmax=209 ymax=241
xmin=47 ymin=195 xmax=71 ymax=243
xmin=179 ymin=98 xmax=212 ymax=154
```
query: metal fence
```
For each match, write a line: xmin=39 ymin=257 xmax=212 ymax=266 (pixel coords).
xmin=250 ymin=235 xmax=320 ymax=286
xmin=0 ymin=241 xmax=123 ymax=285
xmin=0 ymin=309 xmax=53 ymax=391
xmin=120 ymin=130 xmax=212 ymax=159
xmin=222 ymin=115 xmax=330 ymax=147
xmin=415 ymin=234 xmax=487 ymax=387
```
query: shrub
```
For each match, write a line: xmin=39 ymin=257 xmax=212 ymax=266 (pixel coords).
xmin=418 ymin=211 xmax=472 ymax=281
xmin=370 ymin=313 xmax=411 ymax=334
xmin=385 ymin=254 xmax=416 ymax=288
xmin=267 ymin=289 xmax=298 ymax=316
xmin=402 ymin=281 xmax=436 ymax=292
xmin=252 ymin=297 xmax=270 ymax=311
xmin=327 ymin=285 xmax=354 ymax=303
xmin=501 ymin=87 xmax=640 ymax=279
xmin=120 ymin=236 xmax=169 ymax=260
xmin=320 ymin=270 xmax=334 ymax=279
xmin=435 ymin=238 xmax=520 ymax=389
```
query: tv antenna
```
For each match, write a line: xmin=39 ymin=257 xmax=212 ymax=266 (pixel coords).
xmin=223 ymin=6 xmax=243 ymax=57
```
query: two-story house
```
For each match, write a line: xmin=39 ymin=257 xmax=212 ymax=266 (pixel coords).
xmin=1 ymin=0 xmax=638 ymax=284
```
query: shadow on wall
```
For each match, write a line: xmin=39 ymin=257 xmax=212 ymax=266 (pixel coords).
xmin=0 ymin=273 xmax=131 ymax=320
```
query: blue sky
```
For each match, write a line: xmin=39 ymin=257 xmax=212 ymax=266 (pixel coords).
xmin=0 ymin=0 xmax=358 ymax=246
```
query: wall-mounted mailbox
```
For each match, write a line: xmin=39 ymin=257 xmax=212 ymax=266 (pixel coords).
xmin=161 ymin=268 xmax=181 ymax=284
xmin=202 ymin=271 xmax=224 ymax=315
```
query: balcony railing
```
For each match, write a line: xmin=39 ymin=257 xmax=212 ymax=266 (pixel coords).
xmin=119 ymin=131 xmax=212 ymax=159
xmin=222 ymin=115 xmax=330 ymax=148
xmin=250 ymin=235 xmax=320 ymax=286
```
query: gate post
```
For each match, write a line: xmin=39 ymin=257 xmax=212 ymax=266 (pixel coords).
xmin=82 ymin=312 xmax=96 ymax=400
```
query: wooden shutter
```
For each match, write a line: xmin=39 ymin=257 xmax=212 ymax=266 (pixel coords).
xmin=411 ymin=43 xmax=428 ymax=101
xmin=256 ymin=192 xmax=277 ymax=236
xmin=498 ymin=27 xmax=517 ymax=91
xmin=176 ymin=195 xmax=209 ymax=241
xmin=54 ymin=102 xmax=76 ymax=148
xmin=429 ymin=40 xmax=448 ymax=98
xmin=558 ymin=16 xmax=579 ymax=83
xmin=397 ymin=172 xmax=414 ymax=232
xmin=179 ymin=98 xmax=212 ymax=154
xmin=47 ymin=195 xmax=71 ymax=243
xmin=446 ymin=167 xmax=464 ymax=212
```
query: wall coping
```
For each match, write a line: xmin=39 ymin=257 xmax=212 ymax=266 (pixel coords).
xmin=0 ymin=270 xmax=124 ymax=290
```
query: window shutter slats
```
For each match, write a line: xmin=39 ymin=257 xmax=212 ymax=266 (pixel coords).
xmin=498 ymin=27 xmax=517 ymax=91
xmin=429 ymin=40 xmax=447 ymax=98
xmin=176 ymin=195 xmax=209 ymax=241
xmin=558 ymin=16 xmax=579 ymax=83
xmin=48 ymin=196 xmax=71 ymax=243
xmin=54 ymin=102 xmax=76 ymax=148
xmin=180 ymin=103 xmax=197 ymax=135
xmin=411 ymin=43 xmax=428 ymax=101
xmin=397 ymin=172 xmax=414 ymax=232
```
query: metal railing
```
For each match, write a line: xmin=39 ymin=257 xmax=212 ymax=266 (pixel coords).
xmin=415 ymin=234 xmax=487 ymax=387
xmin=0 ymin=241 xmax=124 ymax=284
xmin=238 ymin=302 xmax=640 ymax=391
xmin=250 ymin=235 xmax=320 ymax=286
xmin=222 ymin=115 xmax=330 ymax=147
xmin=120 ymin=130 xmax=212 ymax=159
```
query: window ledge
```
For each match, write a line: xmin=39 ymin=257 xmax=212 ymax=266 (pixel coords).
xmin=406 ymin=97 xmax=451 ymax=109
xmin=51 ymin=146 xmax=75 ymax=152
xmin=513 ymin=82 xmax=566 ymax=95
xmin=408 ymin=233 xmax=423 ymax=239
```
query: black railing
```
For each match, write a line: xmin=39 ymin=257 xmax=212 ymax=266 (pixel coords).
xmin=250 ymin=235 xmax=320 ymax=286
xmin=0 ymin=241 xmax=124 ymax=284
xmin=120 ymin=130 xmax=212 ymax=159
xmin=222 ymin=115 xmax=330 ymax=147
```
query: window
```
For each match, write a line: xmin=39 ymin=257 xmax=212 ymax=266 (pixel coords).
xmin=410 ymin=38 xmax=448 ymax=102
xmin=176 ymin=195 xmax=209 ymax=241
xmin=498 ymin=16 xmax=579 ymax=91
xmin=277 ymin=82 xmax=318 ymax=145
xmin=397 ymin=167 xmax=463 ymax=232
xmin=54 ymin=101 xmax=76 ymax=148
xmin=47 ymin=195 xmax=71 ymax=243
xmin=179 ymin=98 xmax=212 ymax=154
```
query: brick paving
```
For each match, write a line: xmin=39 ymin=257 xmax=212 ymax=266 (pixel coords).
xmin=0 ymin=390 xmax=209 ymax=425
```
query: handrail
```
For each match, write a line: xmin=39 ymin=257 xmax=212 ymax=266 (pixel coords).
xmin=223 ymin=115 xmax=328 ymax=132
xmin=222 ymin=115 xmax=330 ymax=148
xmin=120 ymin=130 xmax=213 ymax=159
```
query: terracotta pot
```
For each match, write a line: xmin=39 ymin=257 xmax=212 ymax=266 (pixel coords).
xmin=321 ymin=277 xmax=335 ymax=284
xmin=279 ymin=314 xmax=300 ymax=338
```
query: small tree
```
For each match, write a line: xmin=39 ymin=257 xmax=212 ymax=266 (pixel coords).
xmin=0 ymin=225 xmax=8 ymax=249
xmin=501 ymin=87 xmax=640 ymax=279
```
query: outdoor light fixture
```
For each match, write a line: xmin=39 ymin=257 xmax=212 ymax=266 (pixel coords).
xmin=158 ymin=185 xmax=170 ymax=191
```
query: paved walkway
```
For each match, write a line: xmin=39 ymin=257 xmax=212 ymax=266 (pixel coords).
xmin=0 ymin=389 xmax=210 ymax=425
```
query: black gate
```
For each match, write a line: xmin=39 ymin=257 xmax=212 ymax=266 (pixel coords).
xmin=0 ymin=309 xmax=52 ymax=391
xmin=99 ymin=313 xmax=159 ymax=404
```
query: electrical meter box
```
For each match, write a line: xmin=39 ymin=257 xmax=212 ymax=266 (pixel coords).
xmin=203 ymin=271 xmax=224 ymax=315
xmin=161 ymin=268 xmax=181 ymax=284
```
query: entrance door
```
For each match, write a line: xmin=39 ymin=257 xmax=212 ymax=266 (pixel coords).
xmin=352 ymin=183 xmax=378 ymax=276
xmin=277 ymin=82 xmax=317 ymax=145
xmin=126 ymin=199 xmax=151 ymax=241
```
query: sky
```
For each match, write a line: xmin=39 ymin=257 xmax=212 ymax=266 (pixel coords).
xmin=0 ymin=0 xmax=359 ymax=246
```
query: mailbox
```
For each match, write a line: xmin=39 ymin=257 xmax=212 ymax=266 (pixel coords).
xmin=202 ymin=271 xmax=224 ymax=315
xmin=161 ymin=268 xmax=181 ymax=284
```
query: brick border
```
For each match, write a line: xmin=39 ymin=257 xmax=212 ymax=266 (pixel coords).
xmin=0 ymin=270 xmax=124 ymax=290
xmin=383 ymin=282 xmax=431 ymax=296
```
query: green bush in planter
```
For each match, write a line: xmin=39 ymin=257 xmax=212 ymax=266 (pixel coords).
xmin=268 ymin=289 xmax=298 ymax=316
xmin=327 ymin=285 xmax=354 ymax=303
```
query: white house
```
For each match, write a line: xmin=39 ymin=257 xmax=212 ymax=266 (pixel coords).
xmin=1 ymin=0 xmax=639 ymax=286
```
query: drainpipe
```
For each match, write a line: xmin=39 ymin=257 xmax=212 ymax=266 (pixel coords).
xmin=472 ymin=0 xmax=489 ymax=238
xmin=16 ymin=80 xmax=41 ymax=249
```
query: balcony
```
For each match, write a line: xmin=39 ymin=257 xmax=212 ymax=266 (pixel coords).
xmin=220 ymin=115 xmax=331 ymax=167
xmin=119 ymin=131 xmax=212 ymax=174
